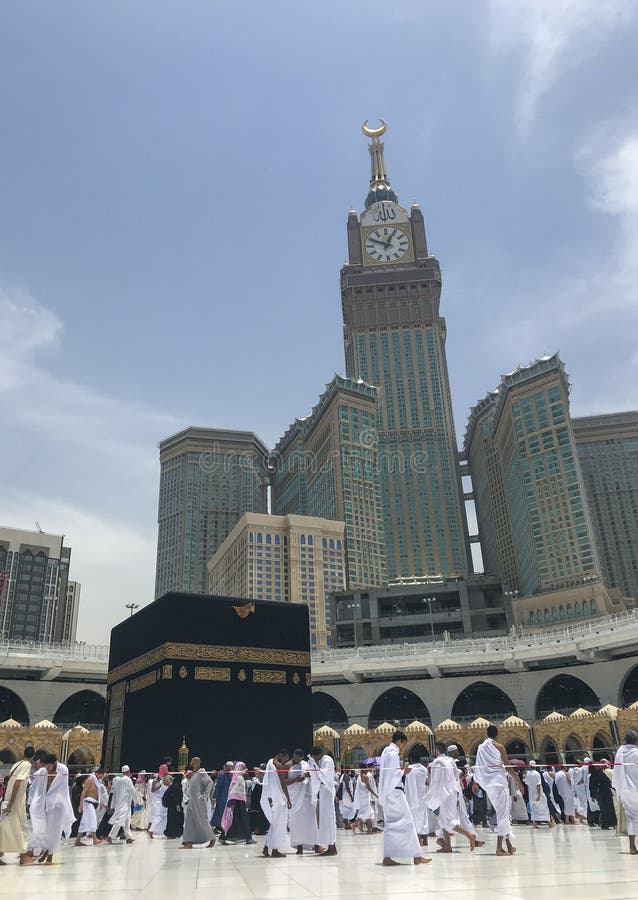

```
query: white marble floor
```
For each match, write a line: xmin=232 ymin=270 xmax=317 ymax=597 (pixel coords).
xmin=0 ymin=826 xmax=636 ymax=900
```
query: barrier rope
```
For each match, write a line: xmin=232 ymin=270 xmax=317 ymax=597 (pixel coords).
xmin=21 ymin=760 xmax=636 ymax=780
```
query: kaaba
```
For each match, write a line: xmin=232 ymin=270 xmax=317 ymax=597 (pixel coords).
xmin=102 ymin=592 xmax=313 ymax=771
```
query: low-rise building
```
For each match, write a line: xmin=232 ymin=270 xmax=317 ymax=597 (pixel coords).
xmin=0 ymin=526 xmax=77 ymax=643
xmin=331 ymin=574 xmax=510 ymax=647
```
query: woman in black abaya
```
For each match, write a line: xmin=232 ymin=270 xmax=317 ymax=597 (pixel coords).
xmin=163 ymin=774 xmax=184 ymax=839
xmin=589 ymin=760 xmax=617 ymax=830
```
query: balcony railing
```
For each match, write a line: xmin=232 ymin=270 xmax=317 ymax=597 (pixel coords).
xmin=0 ymin=639 xmax=109 ymax=662
xmin=315 ymin=608 xmax=638 ymax=665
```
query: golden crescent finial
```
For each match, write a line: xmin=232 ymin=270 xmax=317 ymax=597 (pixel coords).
xmin=362 ymin=118 xmax=387 ymax=139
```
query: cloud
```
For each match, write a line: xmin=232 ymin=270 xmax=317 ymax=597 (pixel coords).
xmin=577 ymin=127 xmax=638 ymax=319
xmin=575 ymin=123 xmax=638 ymax=301
xmin=586 ymin=132 xmax=638 ymax=217
xmin=0 ymin=492 xmax=156 ymax=645
xmin=0 ymin=288 xmax=62 ymax=390
xmin=0 ymin=288 xmax=178 ymax=492
xmin=0 ymin=288 xmax=180 ymax=642
xmin=468 ymin=119 xmax=638 ymax=416
xmin=0 ymin=290 xmax=176 ymax=478
xmin=487 ymin=0 xmax=635 ymax=137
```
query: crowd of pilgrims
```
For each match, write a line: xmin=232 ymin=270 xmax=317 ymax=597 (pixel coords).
xmin=1 ymin=726 xmax=637 ymax=866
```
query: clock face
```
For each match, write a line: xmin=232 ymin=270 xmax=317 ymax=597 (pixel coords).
xmin=364 ymin=227 xmax=410 ymax=262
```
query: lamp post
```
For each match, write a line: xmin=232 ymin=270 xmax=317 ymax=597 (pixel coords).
xmin=346 ymin=601 xmax=360 ymax=648
xmin=503 ymin=589 xmax=519 ymax=632
xmin=125 ymin=603 xmax=139 ymax=618
xmin=582 ymin=573 xmax=598 ymax=617
xmin=423 ymin=596 xmax=436 ymax=642
xmin=583 ymin=573 xmax=597 ymax=597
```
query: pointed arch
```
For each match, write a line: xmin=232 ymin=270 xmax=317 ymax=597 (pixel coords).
xmin=67 ymin=748 xmax=88 ymax=770
xmin=505 ymin=739 xmax=530 ymax=759
xmin=53 ymin=690 xmax=105 ymax=727
xmin=451 ymin=682 xmax=517 ymax=721
xmin=540 ymin=736 xmax=559 ymax=764
xmin=620 ymin=663 xmax=638 ymax=707
xmin=564 ymin=734 xmax=585 ymax=764
xmin=350 ymin=746 xmax=367 ymax=768
xmin=593 ymin=731 xmax=613 ymax=755
xmin=0 ymin=685 xmax=29 ymax=725
xmin=368 ymin=688 xmax=431 ymax=729
xmin=407 ymin=742 xmax=431 ymax=764
xmin=312 ymin=691 xmax=348 ymax=729
xmin=535 ymin=674 xmax=600 ymax=719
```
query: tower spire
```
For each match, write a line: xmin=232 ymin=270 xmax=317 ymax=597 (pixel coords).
xmin=362 ymin=118 xmax=398 ymax=209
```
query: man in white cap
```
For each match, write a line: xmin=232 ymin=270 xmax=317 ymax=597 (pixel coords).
xmin=107 ymin=766 xmax=138 ymax=844
xmin=572 ymin=759 xmax=588 ymax=819
xmin=526 ymin=762 xmax=554 ymax=829
xmin=447 ymin=745 xmax=485 ymax=849
xmin=426 ymin=742 xmax=477 ymax=853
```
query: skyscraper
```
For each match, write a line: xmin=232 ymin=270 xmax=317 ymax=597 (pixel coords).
xmin=465 ymin=354 xmax=603 ymax=598
xmin=463 ymin=392 xmax=518 ymax=592
xmin=340 ymin=121 xmax=471 ymax=581
xmin=271 ymin=375 xmax=386 ymax=589
xmin=207 ymin=512 xmax=346 ymax=649
xmin=573 ymin=411 xmax=638 ymax=603
xmin=155 ymin=427 xmax=268 ymax=598
xmin=0 ymin=526 xmax=74 ymax=642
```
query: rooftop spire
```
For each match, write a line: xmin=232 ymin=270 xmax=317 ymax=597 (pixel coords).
xmin=362 ymin=118 xmax=398 ymax=209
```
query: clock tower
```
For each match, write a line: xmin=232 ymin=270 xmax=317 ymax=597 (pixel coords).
xmin=341 ymin=120 xmax=471 ymax=580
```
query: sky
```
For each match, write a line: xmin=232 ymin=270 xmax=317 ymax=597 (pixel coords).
xmin=1 ymin=1 xmax=637 ymax=645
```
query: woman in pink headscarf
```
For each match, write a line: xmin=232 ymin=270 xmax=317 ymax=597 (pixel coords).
xmin=220 ymin=763 xmax=256 ymax=845
xmin=131 ymin=771 xmax=148 ymax=831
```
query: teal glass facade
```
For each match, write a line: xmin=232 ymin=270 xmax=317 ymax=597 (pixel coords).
xmin=271 ymin=376 xmax=387 ymax=589
xmin=574 ymin=413 xmax=638 ymax=603
xmin=344 ymin=320 xmax=470 ymax=580
xmin=341 ymin=167 xmax=471 ymax=580
xmin=466 ymin=355 xmax=602 ymax=599
xmin=155 ymin=430 xmax=268 ymax=599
